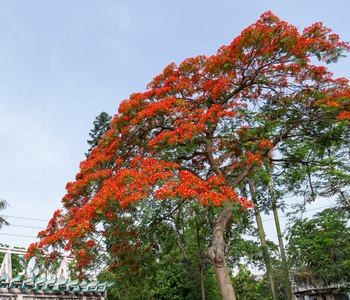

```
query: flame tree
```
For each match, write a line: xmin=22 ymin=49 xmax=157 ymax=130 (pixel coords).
xmin=28 ymin=12 xmax=350 ymax=300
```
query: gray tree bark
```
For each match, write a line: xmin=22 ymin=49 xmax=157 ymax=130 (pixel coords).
xmin=207 ymin=203 xmax=236 ymax=300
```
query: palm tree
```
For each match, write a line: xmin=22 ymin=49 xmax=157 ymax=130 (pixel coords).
xmin=0 ymin=199 xmax=9 ymax=228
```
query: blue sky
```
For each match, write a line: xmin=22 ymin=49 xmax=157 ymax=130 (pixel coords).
xmin=0 ymin=0 xmax=349 ymax=249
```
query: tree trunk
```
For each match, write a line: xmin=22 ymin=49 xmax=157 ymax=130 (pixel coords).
xmin=268 ymin=177 xmax=293 ymax=300
xmin=248 ymin=179 xmax=278 ymax=300
xmin=207 ymin=204 xmax=236 ymax=300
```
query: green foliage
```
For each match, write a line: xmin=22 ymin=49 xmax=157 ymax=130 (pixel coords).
xmin=274 ymin=118 xmax=350 ymax=204
xmin=287 ymin=208 xmax=350 ymax=285
xmin=231 ymin=264 xmax=291 ymax=300
xmin=98 ymin=205 xmax=224 ymax=299
xmin=98 ymin=261 xmax=221 ymax=300
xmin=150 ymin=263 xmax=220 ymax=300
xmin=231 ymin=265 xmax=271 ymax=300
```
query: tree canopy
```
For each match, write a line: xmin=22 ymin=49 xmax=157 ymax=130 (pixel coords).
xmin=27 ymin=12 xmax=350 ymax=299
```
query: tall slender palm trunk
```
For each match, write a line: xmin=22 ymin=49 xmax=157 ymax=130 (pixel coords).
xmin=248 ymin=179 xmax=278 ymax=300
xmin=267 ymin=176 xmax=293 ymax=300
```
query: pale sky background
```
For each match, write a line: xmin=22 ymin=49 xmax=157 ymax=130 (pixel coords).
xmin=0 ymin=0 xmax=349 ymax=251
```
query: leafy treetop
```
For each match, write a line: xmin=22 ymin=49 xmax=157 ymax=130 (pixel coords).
xmin=85 ymin=112 xmax=112 ymax=158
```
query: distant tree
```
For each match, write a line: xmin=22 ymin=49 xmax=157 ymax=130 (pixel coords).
xmin=0 ymin=244 xmax=25 ymax=276
xmin=0 ymin=199 xmax=9 ymax=228
xmin=231 ymin=265 xmax=272 ymax=300
xmin=287 ymin=209 xmax=350 ymax=285
xmin=85 ymin=112 xmax=112 ymax=157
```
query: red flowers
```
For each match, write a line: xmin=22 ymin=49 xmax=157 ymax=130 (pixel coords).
xmin=338 ymin=111 xmax=350 ymax=120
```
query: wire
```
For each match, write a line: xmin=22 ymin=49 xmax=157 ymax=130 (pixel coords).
xmin=0 ymin=233 xmax=38 ymax=238
xmin=9 ymin=224 xmax=45 ymax=230
xmin=261 ymin=203 xmax=333 ymax=222
xmin=0 ymin=203 xmax=338 ymax=237
xmin=1 ymin=215 xmax=49 ymax=222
